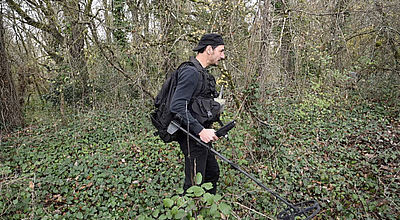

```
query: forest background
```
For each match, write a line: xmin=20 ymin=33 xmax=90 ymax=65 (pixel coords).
xmin=0 ymin=0 xmax=399 ymax=219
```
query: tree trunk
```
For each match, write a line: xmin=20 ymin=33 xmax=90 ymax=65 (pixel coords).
xmin=258 ymin=0 xmax=272 ymax=99
xmin=127 ymin=0 xmax=141 ymax=45
xmin=329 ymin=0 xmax=348 ymax=70
xmin=103 ymin=0 xmax=112 ymax=44
xmin=64 ymin=0 xmax=90 ymax=104
xmin=374 ymin=1 xmax=400 ymax=73
xmin=277 ymin=0 xmax=295 ymax=78
xmin=0 ymin=7 xmax=23 ymax=132
xmin=112 ymin=0 xmax=128 ymax=48
xmin=159 ymin=0 xmax=177 ymax=74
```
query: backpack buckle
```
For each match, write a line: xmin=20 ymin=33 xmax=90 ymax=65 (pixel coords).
xmin=207 ymin=110 xmax=213 ymax=118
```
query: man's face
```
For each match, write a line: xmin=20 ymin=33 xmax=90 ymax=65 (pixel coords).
xmin=209 ymin=45 xmax=225 ymax=66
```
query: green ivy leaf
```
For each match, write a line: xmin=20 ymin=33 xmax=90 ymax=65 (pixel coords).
xmin=163 ymin=198 xmax=174 ymax=208
xmin=195 ymin=173 xmax=202 ymax=185
xmin=202 ymin=193 xmax=214 ymax=205
xmin=76 ymin=212 xmax=83 ymax=219
xmin=170 ymin=206 xmax=178 ymax=215
xmin=201 ymin=182 xmax=213 ymax=191
xmin=152 ymin=209 xmax=160 ymax=218
xmin=210 ymin=203 xmax=218 ymax=215
xmin=218 ymin=202 xmax=231 ymax=216
xmin=174 ymin=209 xmax=186 ymax=219
xmin=176 ymin=197 xmax=185 ymax=207
xmin=187 ymin=186 xmax=205 ymax=197
xmin=214 ymin=194 xmax=222 ymax=202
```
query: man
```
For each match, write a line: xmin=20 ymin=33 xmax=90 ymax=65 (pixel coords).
xmin=170 ymin=33 xmax=225 ymax=194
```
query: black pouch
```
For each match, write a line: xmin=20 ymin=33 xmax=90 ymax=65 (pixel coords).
xmin=191 ymin=97 xmax=221 ymax=125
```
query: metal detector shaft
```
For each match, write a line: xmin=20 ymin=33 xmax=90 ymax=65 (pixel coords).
xmin=170 ymin=120 xmax=296 ymax=209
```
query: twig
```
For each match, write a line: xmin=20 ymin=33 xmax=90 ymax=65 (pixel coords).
xmin=231 ymin=201 xmax=273 ymax=219
xmin=345 ymin=30 xmax=378 ymax=42
xmin=275 ymin=16 xmax=286 ymax=55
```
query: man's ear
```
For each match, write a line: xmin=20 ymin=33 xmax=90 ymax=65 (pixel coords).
xmin=206 ymin=45 xmax=212 ymax=55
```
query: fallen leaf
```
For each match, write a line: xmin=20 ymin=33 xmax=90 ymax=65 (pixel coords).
xmin=29 ymin=181 xmax=34 ymax=190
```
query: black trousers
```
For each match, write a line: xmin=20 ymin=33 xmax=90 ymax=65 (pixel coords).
xmin=177 ymin=133 xmax=220 ymax=194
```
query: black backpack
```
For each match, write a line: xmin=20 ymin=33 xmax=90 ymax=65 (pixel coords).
xmin=150 ymin=61 xmax=203 ymax=143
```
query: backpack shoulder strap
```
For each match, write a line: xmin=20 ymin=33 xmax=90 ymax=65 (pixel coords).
xmin=192 ymin=69 xmax=205 ymax=98
xmin=175 ymin=58 xmax=205 ymax=98
xmin=188 ymin=57 xmax=206 ymax=97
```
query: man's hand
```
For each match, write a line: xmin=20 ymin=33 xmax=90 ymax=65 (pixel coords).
xmin=199 ymin=129 xmax=219 ymax=143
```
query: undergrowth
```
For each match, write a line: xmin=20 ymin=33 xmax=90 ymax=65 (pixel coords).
xmin=252 ymin=76 xmax=399 ymax=219
xmin=0 ymin=74 xmax=399 ymax=219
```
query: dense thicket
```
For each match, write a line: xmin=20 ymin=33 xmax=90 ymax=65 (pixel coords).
xmin=1 ymin=0 xmax=399 ymax=219
xmin=0 ymin=5 xmax=23 ymax=132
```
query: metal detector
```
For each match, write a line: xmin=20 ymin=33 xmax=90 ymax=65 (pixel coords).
xmin=168 ymin=120 xmax=321 ymax=220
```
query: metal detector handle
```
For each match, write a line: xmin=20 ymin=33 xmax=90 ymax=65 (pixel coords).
xmin=215 ymin=120 xmax=235 ymax=137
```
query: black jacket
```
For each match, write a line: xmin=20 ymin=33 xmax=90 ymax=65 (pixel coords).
xmin=170 ymin=57 xmax=217 ymax=135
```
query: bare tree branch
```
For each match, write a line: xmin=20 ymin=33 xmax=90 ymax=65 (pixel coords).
xmin=5 ymin=0 xmax=64 ymax=43
xmin=87 ymin=18 xmax=154 ymax=100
